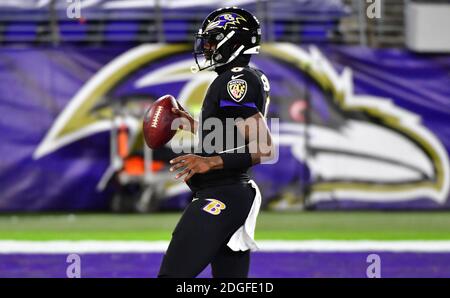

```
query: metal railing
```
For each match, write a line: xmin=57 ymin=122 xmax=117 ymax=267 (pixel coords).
xmin=0 ymin=0 xmax=407 ymax=47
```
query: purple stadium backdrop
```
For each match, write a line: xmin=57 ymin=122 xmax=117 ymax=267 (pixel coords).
xmin=0 ymin=44 xmax=449 ymax=211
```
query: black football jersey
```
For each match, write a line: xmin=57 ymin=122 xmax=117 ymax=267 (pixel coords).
xmin=187 ymin=65 xmax=270 ymax=192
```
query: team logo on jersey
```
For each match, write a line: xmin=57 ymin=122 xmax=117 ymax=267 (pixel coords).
xmin=202 ymin=199 xmax=226 ymax=215
xmin=227 ymin=79 xmax=247 ymax=102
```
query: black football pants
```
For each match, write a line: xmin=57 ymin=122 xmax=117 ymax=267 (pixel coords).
xmin=158 ymin=182 xmax=255 ymax=278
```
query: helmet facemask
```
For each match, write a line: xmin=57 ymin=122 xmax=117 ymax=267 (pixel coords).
xmin=192 ymin=29 xmax=241 ymax=73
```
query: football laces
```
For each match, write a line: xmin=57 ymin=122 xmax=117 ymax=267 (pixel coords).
xmin=151 ymin=106 xmax=164 ymax=128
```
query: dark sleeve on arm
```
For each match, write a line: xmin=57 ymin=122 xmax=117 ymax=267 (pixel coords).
xmin=218 ymin=70 xmax=263 ymax=120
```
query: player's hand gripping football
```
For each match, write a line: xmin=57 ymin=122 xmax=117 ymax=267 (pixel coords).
xmin=171 ymin=102 xmax=198 ymax=134
xmin=169 ymin=154 xmax=223 ymax=182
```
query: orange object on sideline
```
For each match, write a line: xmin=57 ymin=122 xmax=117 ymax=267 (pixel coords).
xmin=118 ymin=124 xmax=129 ymax=158
xmin=123 ymin=156 xmax=165 ymax=176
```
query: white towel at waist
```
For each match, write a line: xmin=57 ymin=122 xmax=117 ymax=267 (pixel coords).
xmin=227 ymin=180 xmax=262 ymax=252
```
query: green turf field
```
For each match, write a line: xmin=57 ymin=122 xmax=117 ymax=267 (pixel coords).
xmin=1 ymin=211 xmax=450 ymax=241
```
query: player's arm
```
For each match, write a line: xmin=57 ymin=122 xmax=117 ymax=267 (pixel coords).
xmin=199 ymin=111 xmax=275 ymax=170
xmin=236 ymin=111 xmax=275 ymax=165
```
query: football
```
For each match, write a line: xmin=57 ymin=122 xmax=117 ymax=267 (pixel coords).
xmin=143 ymin=94 xmax=180 ymax=149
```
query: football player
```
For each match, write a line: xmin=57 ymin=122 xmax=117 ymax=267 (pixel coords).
xmin=158 ymin=7 xmax=274 ymax=278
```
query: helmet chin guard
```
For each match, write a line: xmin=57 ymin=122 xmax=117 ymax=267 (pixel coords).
xmin=192 ymin=7 xmax=261 ymax=72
